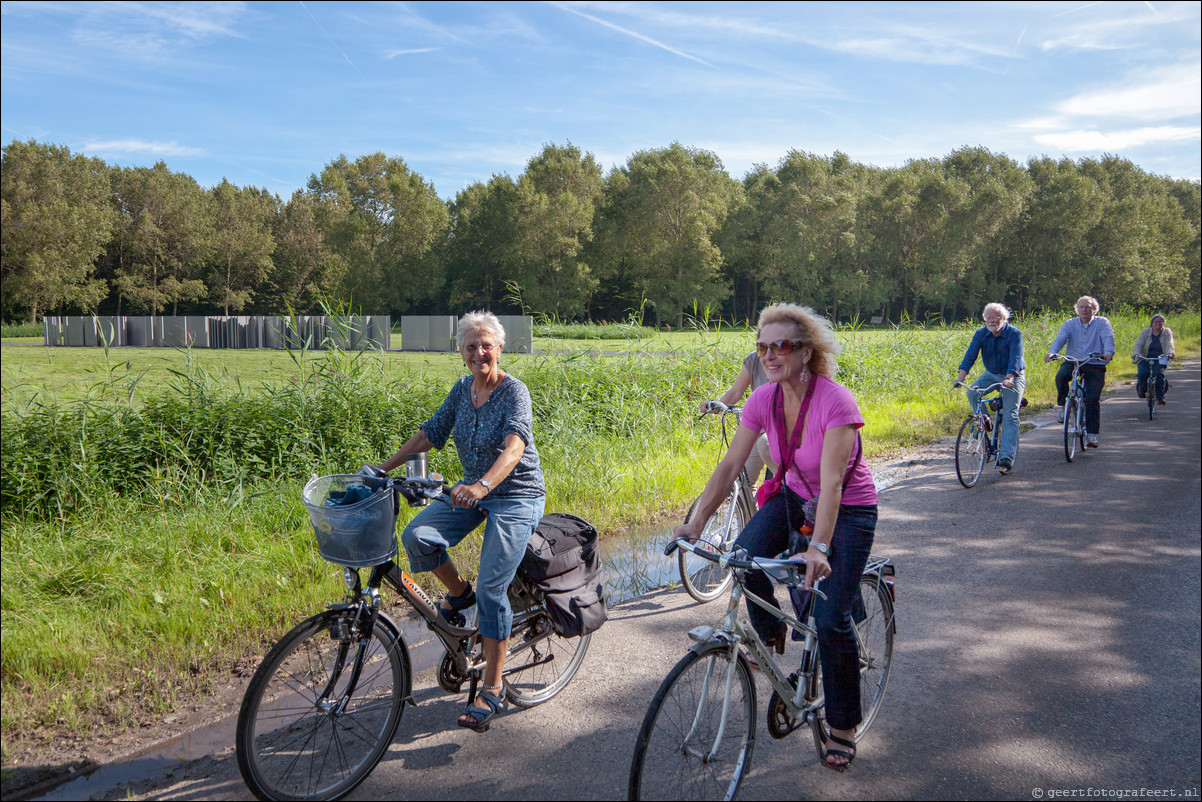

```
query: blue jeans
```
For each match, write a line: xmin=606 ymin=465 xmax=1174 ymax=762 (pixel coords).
xmin=733 ymin=487 xmax=878 ymax=731
xmin=1136 ymin=360 xmax=1168 ymax=401
xmin=401 ymin=490 xmax=544 ymax=640
xmin=966 ymin=371 xmax=1025 ymax=462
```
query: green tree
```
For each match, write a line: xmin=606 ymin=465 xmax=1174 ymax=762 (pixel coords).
xmin=110 ymin=163 xmax=213 ymax=315
xmin=1003 ymin=157 xmax=1105 ymax=310
xmin=510 ymin=143 xmax=605 ymax=318
xmin=307 ymin=153 xmax=448 ymax=315
xmin=265 ymin=190 xmax=345 ymax=313
xmin=1 ymin=140 xmax=116 ymax=321
xmin=592 ymin=143 xmax=742 ymax=326
xmin=442 ymin=175 xmax=520 ymax=312
xmin=209 ymin=179 xmax=277 ymax=314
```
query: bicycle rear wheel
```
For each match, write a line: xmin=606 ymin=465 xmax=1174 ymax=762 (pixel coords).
xmin=236 ymin=609 xmax=405 ymax=801
xmin=678 ymin=486 xmax=748 ymax=602
xmin=504 ymin=613 xmax=591 ymax=708
xmin=955 ymin=416 xmax=987 ymax=487
xmin=812 ymin=575 xmax=895 ymax=751
xmin=629 ymin=645 xmax=756 ymax=801
xmin=1063 ymin=397 xmax=1079 ymax=462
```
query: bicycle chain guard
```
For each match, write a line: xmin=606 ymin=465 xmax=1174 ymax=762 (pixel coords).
xmin=767 ymin=672 xmax=803 ymax=739
xmin=437 ymin=652 xmax=466 ymax=694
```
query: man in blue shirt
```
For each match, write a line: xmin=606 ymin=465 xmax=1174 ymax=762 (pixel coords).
xmin=956 ymin=302 xmax=1026 ymax=473
xmin=1044 ymin=295 xmax=1116 ymax=447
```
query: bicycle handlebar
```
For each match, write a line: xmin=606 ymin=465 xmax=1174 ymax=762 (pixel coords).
xmin=954 ymin=381 xmax=1005 ymax=394
xmin=1050 ymin=352 xmax=1106 ymax=364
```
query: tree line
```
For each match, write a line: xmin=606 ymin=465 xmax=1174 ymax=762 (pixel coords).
xmin=3 ymin=138 xmax=1198 ymax=326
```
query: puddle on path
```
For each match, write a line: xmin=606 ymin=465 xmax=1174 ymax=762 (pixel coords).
xmin=32 ymin=521 xmax=680 ymax=801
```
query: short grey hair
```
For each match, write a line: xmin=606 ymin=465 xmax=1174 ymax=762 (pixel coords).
xmin=982 ymin=302 xmax=1010 ymax=322
xmin=457 ymin=311 xmax=506 ymax=349
xmin=1151 ymin=313 xmax=1166 ymax=325
xmin=1076 ymin=295 xmax=1100 ymax=313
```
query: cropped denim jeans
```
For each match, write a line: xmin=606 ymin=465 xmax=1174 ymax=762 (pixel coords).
xmin=401 ymin=489 xmax=544 ymax=640
xmin=734 ymin=487 xmax=877 ymax=731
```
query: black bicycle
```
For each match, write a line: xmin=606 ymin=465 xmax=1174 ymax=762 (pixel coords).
xmin=236 ymin=471 xmax=590 ymax=801
xmin=1134 ymin=354 xmax=1172 ymax=420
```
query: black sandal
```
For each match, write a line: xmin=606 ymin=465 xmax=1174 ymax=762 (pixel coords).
xmin=458 ymin=684 xmax=506 ymax=732
xmin=439 ymin=582 xmax=475 ymax=624
xmin=823 ymin=733 xmax=857 ymax=772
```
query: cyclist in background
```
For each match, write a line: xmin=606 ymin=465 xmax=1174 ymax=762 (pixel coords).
xmin=700 ymin=351 xmax=777 ymax=487
xmin=954 ymin=302 xmax=1025 ymax=474
xmin=1132 ymin=313 xmax=1175 ymax=405
xmin=1045 ymin=296 xmax=1115 ymax=448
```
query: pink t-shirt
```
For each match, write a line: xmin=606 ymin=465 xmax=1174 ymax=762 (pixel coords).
xmin=741 ymin=375 xmax=877 ymax=506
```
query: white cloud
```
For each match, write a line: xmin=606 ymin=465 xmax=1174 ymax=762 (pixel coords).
xmin=384 ymin=47 xmax=439 ymax=58
xmin=1032 ymin=126 xmax=1201 ymax=152
xmin=82 ymin=139 xmax=206 ymax=157
xmin=551 ymin=2 xmax=712 ymax=66
xmin=1054 ymin=63 xmax=1201 ymax=120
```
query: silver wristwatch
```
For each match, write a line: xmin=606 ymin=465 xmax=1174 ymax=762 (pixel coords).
xmin=479 ymin=478 xmax=491 ymax=493
xmin=810 ymin=541 xmax=831 ymax=557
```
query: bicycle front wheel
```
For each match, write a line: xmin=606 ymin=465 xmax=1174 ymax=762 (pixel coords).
xmin=629 ymin=645 xmax=756 ymax=801
xmin=812 ymin=575 xmax=896 ymax=749
xmin=678 ymin=487 xmax=748 ymax=602
xmin=236 ymin=609 xmax=405 ymax=801
xmin=955 ymin=416 xmax=987 ymax=488
xmin=1063 ymin=398 xmax=1079 ymax=462
xmin=504 ymin=613 xmax=591 ymax=708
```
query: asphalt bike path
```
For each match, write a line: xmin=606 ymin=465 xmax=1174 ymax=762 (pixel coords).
xmin=98 ymin=361 xmax=1202 ymax=801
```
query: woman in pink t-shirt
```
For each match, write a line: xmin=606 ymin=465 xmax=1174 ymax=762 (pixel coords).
xmin=673 ymin=302 xmax=878 ymax=772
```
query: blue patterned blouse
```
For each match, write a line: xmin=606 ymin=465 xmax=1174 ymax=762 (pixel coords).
xmin=420 ymin=374 xmax=545 ymax=498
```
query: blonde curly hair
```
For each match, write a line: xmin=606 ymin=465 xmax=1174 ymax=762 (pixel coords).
xmin=756 ymin=303 xmax=841 ymax=378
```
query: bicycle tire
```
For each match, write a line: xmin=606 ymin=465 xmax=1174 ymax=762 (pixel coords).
xmin=954 ymin=416 xmax=987 ymax=488
xmin=504 ymin=615 xmax=591 ymax=708
xmin=1063 ymin=397 xmax=1079 ymax=462
xmin=1148 ymin=377 xmax=1156 ymax=420
xmin=236 ymin=609 xmax=405 ymax=801
xmin=628 ymin=645 xmax=756 ymax=801
xmin=678 ymin=486 xmax=748 ymax=602
xmin=812 ymin=575 xmax=895 ymax=752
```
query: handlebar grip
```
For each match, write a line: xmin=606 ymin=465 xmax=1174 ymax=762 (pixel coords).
xmin=664 ymin=538 xmax=681 ymax=557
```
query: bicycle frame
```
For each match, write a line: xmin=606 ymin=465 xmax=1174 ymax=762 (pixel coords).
xmin=672 ymin=540 xmax=895 ymax=736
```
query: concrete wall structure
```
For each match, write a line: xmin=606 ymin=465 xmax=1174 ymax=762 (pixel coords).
xmin=41 ymin=315 xmax=390 ymax=351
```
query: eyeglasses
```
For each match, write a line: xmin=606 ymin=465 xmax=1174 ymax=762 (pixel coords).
xmin=463 ymin=343 xmax=497 ymax=354
xmin=756 ymin=339 xmax=804 ymax=356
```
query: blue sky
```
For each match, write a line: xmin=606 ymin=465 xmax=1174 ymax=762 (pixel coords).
xmin=2 ymin=1 xmax=1199 ymax=200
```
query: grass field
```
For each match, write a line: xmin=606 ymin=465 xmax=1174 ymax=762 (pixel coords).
xmin=2 ymin=308 xmax=1198 ymax=759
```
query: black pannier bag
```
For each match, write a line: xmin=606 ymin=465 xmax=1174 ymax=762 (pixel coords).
xmin=521 ymin=513 xmax=608 ymax=638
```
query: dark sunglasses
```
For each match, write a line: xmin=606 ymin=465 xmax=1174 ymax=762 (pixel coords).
xmin=756 ymin=339 xmax=804 ymax=356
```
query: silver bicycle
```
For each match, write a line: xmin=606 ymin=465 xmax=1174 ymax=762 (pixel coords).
xmin=678 ymin=402 xmax=757 ymax=602
xmin=629 ymin=539 xmax=896 ymax=801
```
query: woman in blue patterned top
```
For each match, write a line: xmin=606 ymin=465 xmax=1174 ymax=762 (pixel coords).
xmin=378 ymin=311 xmax=545 ymax=732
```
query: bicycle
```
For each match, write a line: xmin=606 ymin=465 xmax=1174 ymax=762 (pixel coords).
xmin=236 ymin=471 xmax=590 ymax=801
xmin=952 ymin=381 xmax=1027 ymax=487
xmin=1051 ymin=352 xmax=1104 ymax=462
xmin=1134 ymin=354 xmax=1172 ymax=420
xmin=629 ymin=538 xmax=896 ymax=801
xmin=678 ymin=401 xmax=757 ymax=603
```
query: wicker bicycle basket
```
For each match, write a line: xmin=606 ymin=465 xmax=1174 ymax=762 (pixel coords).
xmin=303 ymin=475 xmax=398 ymax=568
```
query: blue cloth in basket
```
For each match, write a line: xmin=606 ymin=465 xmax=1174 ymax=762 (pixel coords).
xmin=325 ymin=483 xmax=375 ymax=507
